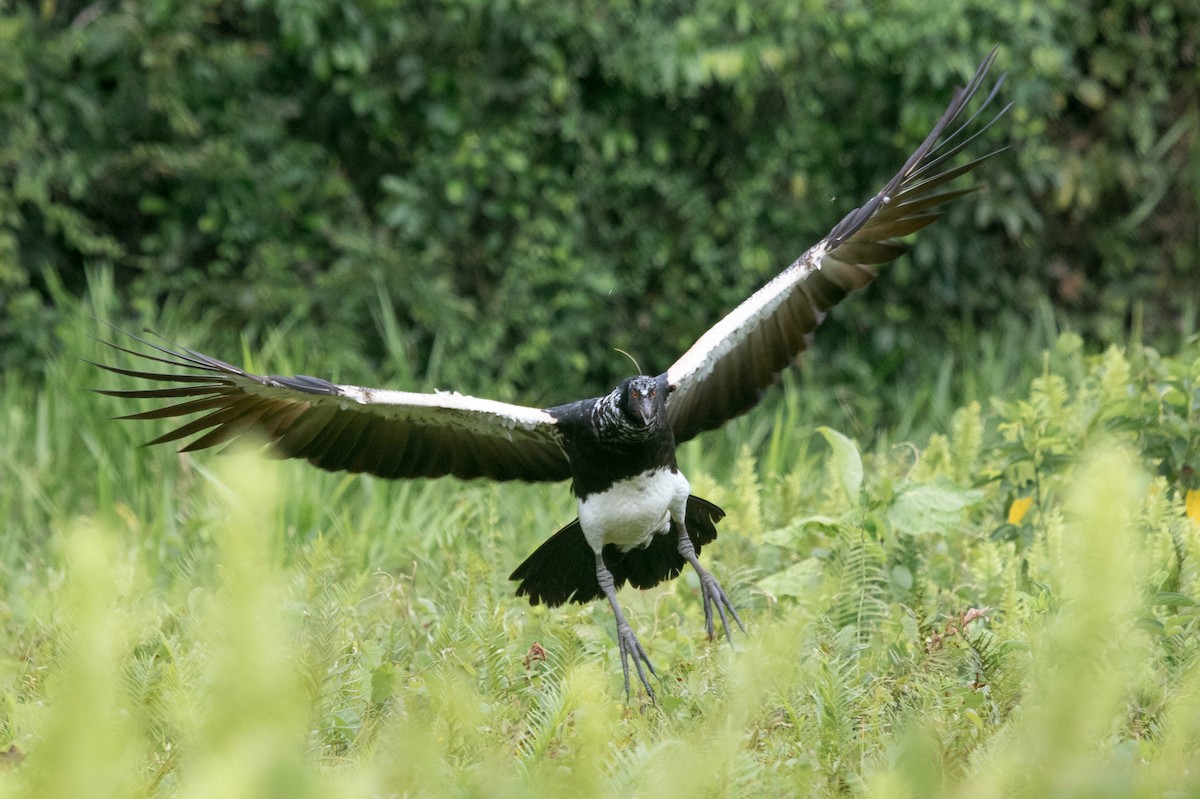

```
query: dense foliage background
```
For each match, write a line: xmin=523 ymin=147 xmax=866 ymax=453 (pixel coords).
xmin=2 ymin=0 xmax=1196 ymax=408
xmin=2 ymin=3 xmax=1200 ymax=796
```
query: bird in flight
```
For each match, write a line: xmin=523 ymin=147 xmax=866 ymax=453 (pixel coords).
xmin=94 ymin=51 xmax=1007 ymax=700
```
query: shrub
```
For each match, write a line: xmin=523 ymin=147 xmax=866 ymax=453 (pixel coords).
xmin=2 ymin=1 xmax=1196 ymax=408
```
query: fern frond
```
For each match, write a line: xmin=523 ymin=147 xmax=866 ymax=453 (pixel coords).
xmin=950 ymin=401 xmax=985 ymax=482
xmin=826 ymin=530 xmax=889 ymax=637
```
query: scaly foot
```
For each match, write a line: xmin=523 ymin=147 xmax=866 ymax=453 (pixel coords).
xmin=697 ymin=568 xmax=746 ymax=646
xmin=616 ymin=620 xmax=657 ymax=700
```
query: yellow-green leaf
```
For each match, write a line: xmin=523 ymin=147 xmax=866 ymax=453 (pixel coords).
xmin=1008 ymin=496 xmax=1034 ymax=525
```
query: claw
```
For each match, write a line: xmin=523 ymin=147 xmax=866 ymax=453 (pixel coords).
xmin=596 ymin=552 xmax=659 ymax=702
xmin=676 ymin=520 xmax=746 ymax=647
xmin=616 ymin=621 xmax=658 ymax=701
xmin=698 ymin=570 xmax=746 ymax=646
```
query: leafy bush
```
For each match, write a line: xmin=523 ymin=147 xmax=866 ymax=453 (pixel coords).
xmin=1 ymin=1 xmax=1196 ymax=411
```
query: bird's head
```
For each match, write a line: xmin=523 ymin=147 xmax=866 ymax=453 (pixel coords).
xmin=618 ymin=375 xmax=664 ymax=428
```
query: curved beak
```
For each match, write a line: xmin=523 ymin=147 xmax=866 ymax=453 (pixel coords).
xmin=634 ymin=393 xmax=655 ymax=425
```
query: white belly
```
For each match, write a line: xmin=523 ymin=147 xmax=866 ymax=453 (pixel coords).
xmin=577 ymin=468 xmax=691 ymax=553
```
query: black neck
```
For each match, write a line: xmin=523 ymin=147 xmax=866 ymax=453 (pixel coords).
xmin=549 ymin=395 xmax=678 ymax=497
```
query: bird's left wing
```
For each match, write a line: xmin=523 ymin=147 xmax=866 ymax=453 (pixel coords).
xmin=664 ymin=49 xmax=1008 ymax=444
xmin=92 ymin=330 xmax=572 ymax=482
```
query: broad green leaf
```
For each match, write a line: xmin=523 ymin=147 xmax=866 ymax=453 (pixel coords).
xmin=1152 ymin=591 xmax=1198 ymax=608
xmin=757 ymin=558 xmax=822 ymax=599
xmin=817 ymin=426 xmax=863 ymax=506
xmin=889 ymin=481 xmax=985 ymax=536
xmin=761 ymin=515 xmax=843 ymax=548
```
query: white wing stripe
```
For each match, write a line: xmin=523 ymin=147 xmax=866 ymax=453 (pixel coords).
xmin=336 ymin=384 xmax=557 ymax=429
xmin=666 ymin=242 xmax=827 ymax=388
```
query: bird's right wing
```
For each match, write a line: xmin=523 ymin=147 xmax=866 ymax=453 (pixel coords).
xmin=665 ymin=49 xmax=1008 ymax=444
xmin=92 ymin=330 xmax=573 ymax=483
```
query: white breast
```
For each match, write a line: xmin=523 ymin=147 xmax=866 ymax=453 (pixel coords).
xmin=577 ymin=468 xmax=691 ymax=554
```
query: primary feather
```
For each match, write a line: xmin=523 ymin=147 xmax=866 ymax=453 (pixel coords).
xmin=663 ymin=48 xmax=1008 ymax=443
xmin=92 ymin=330 xmax=570 ymax=483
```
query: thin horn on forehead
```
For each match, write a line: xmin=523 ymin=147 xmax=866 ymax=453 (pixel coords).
xmin=613 ymin=348 xmax=643 ymax=375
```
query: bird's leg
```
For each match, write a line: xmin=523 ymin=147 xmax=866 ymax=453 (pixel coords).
xmin=595 ymin=553 xmax=657 ymax=700
xmin=676 ymin=523 xmax=745 ymax=645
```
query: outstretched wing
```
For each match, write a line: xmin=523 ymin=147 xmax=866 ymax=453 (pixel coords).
xmin=664 ymin=49 xmax=1009 ymax=444
xmin=92 ymin=330 xmax=572 ymax=482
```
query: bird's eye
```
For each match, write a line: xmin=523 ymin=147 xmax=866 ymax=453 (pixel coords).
xmin=648 ymin=388 xmax=656 ymax=399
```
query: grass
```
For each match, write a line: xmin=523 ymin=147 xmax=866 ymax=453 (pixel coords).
xmin=1 ymin=281 xmax=1199 ymax=797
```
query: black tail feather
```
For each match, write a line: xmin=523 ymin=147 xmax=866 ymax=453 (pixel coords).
xmin=510 ymin=496 xmax=725 ymax=607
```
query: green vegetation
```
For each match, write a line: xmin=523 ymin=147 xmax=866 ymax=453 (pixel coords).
xmin=2 ymin=0 xmax=1197 ymax=412
xmin=1 ymin=294 xmax=1198 ymax=797
xmin=3 ymin=1 xmax=1198 ymax=795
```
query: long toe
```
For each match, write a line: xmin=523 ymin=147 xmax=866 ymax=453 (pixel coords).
xmin=700 ymin=572 xmax=746 ymax=646
xmin=617 ymin=623 xmax=657 ymax=701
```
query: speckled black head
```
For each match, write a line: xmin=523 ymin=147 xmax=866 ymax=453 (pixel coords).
xmin=618 ymin=375 xmax=664 ymax=427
